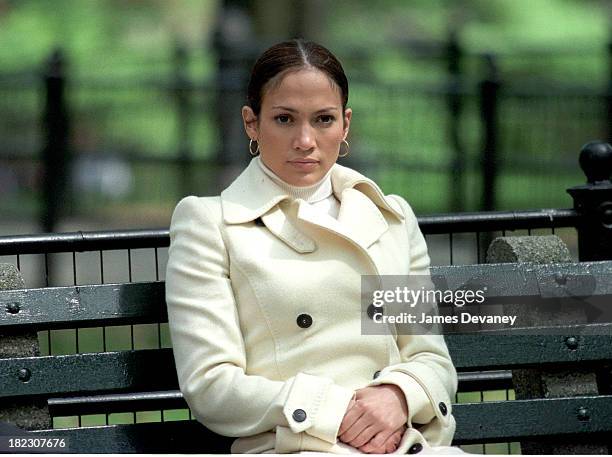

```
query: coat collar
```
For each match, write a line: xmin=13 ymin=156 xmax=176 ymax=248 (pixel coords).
xmin=220 ymin=158 xmax=405 ymax=251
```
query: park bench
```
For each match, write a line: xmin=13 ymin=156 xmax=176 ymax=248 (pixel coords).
xmin=1 ymin=233 xmax=612 ymax=454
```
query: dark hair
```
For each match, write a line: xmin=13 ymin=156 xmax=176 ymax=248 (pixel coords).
xmin=246 ymin=39 xmax=349 ymax=115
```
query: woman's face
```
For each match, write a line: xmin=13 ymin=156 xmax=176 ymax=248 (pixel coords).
xmin=242 ymin=68 xmax=352 ymax=187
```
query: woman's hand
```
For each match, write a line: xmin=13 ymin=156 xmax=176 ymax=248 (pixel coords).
xmin=360 ymin=424 xmax=407 ymax=454
xmin=338 ymin=385 xmax=408 ymax=452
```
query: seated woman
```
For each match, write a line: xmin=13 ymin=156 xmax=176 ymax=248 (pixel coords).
xmin=165 ymin=39 xmax=459 ymax=454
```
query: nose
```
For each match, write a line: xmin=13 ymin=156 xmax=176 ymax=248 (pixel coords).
xmin=293 ymin=123 xmax=316 ymax=151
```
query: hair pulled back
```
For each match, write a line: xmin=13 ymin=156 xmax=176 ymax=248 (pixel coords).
xmin=246 ymin=39 xmax=349 ymax=116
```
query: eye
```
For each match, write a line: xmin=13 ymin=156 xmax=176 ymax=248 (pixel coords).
xmin=317 ymin=114 xmax=335 ymax=125
xmin=275 ymin=114 xmax=292 ymax=124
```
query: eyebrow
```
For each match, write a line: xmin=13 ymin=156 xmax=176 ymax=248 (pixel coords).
xmin=271 ymin=106 xmax=340 ymax=113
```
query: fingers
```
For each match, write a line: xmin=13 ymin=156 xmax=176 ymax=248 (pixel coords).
xmin=359 ymin=425 xmax=406 ymax=454
xmin=338 ymin=398 xmax=360 ymax=437
xmin=345 ymin=424 xmax=379 ymax=448
xmin=366 ymin=426 xmax=395 ymax=450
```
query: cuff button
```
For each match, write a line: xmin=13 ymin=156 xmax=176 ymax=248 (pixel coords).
xmin=373 ymin=370 xmax=381 ymax=379
xmin=292 ymin=408 xmax=307 ymax=422
xmin=439 ymin=401 xmax=448 ymax=416
xmin=296 ymin=314 xmax=313 ymax=328
xmin=408 ymin=443 xmax=423 ymax=454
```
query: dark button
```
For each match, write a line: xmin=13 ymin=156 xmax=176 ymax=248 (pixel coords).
xmin=367 ymin=304 xmax=382 ymax=320
xmin=254 ymin=218 xmax=265 ymax=227
xmin=439 ymin=401 xmax=448 ymax=416
xmin=292 ymin=409 xmax=307 ymax=422
xmin=408 ymin=443 xmax=423 ymax=454
xmin=373 ymin=370 xmax=381 ymax=379
xmin=296 ymin=314 xmax=313 ymax=329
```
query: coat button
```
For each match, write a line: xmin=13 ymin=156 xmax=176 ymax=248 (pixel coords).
xmin=292 ymin=409 xmax=307 ymax=422
xmin=408 ymin=443 xmax=423 ymax=454
xmin=373 ymin=370 xmax=381 ymax=379
xmin=367 ymin=304 xmax=381 ymax=320
xmin=254 ymin=218 xmax=265 ymax=226
xmin=296 ymin=314 xmax=313 ymax=328
xmin=439 ymin=401 xmax=448 ymax=416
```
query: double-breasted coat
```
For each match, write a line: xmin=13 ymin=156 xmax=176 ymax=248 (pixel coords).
xmin=165 ymin=157 xmax=457 ymax=454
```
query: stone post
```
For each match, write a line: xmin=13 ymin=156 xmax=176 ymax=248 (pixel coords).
xmin=486 ymin=236 xmax=607 ymax=454
xmin=0 ymin=264 xmax=51 ymax=430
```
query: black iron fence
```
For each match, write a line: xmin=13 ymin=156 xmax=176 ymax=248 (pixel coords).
xmin=1 ymin=36 xmax=611 ymax=232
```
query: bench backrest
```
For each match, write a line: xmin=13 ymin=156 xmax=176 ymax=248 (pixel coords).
xmin=1 ymin=261 xmax=612 ymax=452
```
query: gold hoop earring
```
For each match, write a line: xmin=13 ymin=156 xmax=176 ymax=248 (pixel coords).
xmin=339 ymin=139 xmax=350 ymax=158
xmin=249 ymin=139 xmax=260 ymax=156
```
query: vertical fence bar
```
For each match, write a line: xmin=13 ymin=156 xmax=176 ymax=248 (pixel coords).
xmin=607 ymin=32 xmax=612 ymax=144
xmin=479 ymin=54 xmax=500 ymax=212
xmin=41 ymin=49 xmax=71 ymax=234
xmin=478 ymin=55 xmax=500 ymax=260
xmin=446 ymin=29 xmax=465 ymax=212
xmin=174 ymin=42 xmax=193 ymax=198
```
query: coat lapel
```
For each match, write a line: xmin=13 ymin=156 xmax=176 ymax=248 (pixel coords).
xmin=261 ymin=204 xmax=317 ymax=254
xmin=220 ymin=157 xmax=405 ymax=254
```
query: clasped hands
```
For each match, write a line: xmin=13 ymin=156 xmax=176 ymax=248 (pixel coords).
xmin=337 ymin=384 xmax=408 ymax=454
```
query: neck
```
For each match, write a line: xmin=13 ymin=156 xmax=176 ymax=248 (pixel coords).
xmin=257 ymin=157 xmax=334 ymax=203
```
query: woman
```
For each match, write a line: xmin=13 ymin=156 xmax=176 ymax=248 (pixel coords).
xmin=165 ymin=39 xmax=459 ymax=454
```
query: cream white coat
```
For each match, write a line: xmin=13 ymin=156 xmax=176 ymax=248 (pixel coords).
xmin=165 ymin=158 xmax=457 ymax=454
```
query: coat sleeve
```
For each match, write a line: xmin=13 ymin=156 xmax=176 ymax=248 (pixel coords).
xmin=367 ymin=195 xmax=457 ymax=444
xmin=165 ymin=196 xmax=354 ymax=442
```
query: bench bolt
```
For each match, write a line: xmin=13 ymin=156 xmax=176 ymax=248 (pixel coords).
xmin=577 ymin=407 xmax=589 ymax=421
xmin=6 ymin=302 xmax=20 ymax=314
xmin=18 ymin=368 xmax=31 ymax=382
xmin=565 ymin=336 xmax=578 ymax=350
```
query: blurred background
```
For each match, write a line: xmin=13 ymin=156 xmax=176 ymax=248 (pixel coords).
xmin=0 ymin=0 xmax=611 ymax=236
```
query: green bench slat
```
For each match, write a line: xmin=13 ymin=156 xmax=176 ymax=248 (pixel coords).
xmin=3 ymin=339 xmax=611 ymax=399
xmin=2 ymin=261 xmax=611 ymax=331
xmin=453 ymin=395 xmax=612 ymax=444
xmin=0 ymin=349 xmax=176 ymax=398
xmin=0 ymin=282 xmax=166 ymax=329
xmin=446 ymin=332 xmax=612 ymax=370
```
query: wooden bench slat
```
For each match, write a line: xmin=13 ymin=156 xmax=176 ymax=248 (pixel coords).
xmin=2 ymin=261 xmax=611 ymax=331
xmin=3 ymin=339 xmax=611 ymax=399
xmin=447 ymin=332 xmax=612 ymax=370
xmin=0 ymin=349 xmax=176 ymax=398
xmin=0 ymin=282 xmax=166 ymax=329
xmin=453 ymin=395 xmax=612 ymax=443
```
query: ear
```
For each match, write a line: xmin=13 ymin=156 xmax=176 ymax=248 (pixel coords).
xmin=242 ymin=106 xmax=259 ymax=140
xmin=342 ymin=108 xmax=352 ymax=140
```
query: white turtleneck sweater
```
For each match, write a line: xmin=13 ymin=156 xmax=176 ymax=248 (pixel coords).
xmin=256 ymin=157 xmax=341 ymax=218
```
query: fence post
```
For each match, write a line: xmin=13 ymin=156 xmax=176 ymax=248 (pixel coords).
xmin=446 ymin=29 xmax=465 ymax=212
xmin=212 ymin=0 xmax=256 ymax=191
xmin=479 ymin=53 xmax=500 ymax=212
xmin=566 ymin=141 xmax=612 ymax=261
xmin=41 ymin=49 xmax=71 ymax=233
xmin=173 ymin=42 xmax=193 ymax=198
xmin=606 ymin=31 xmax=612 ymax=144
